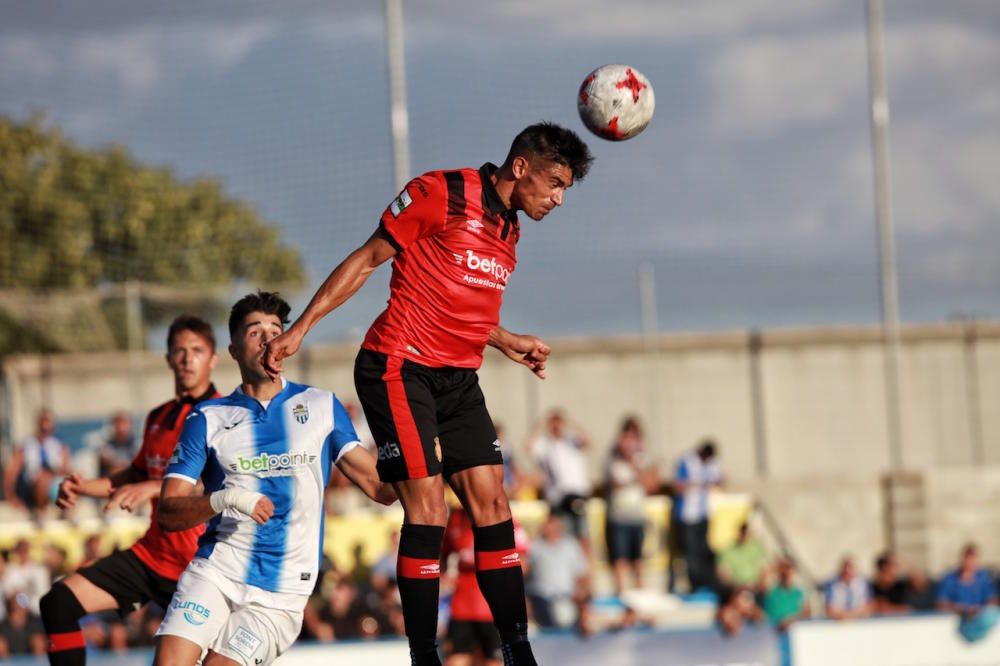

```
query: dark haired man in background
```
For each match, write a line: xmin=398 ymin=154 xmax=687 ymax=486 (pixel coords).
xmin=42 ymin=315 xmax=220 ymax=666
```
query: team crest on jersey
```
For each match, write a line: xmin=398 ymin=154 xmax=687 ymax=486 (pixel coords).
xmin=389 ymin=190 xmax=412 ymax=217
xmin=292 ymin=403 xmax=309 ymax=424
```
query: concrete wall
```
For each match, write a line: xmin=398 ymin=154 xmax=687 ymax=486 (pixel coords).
xmin=4 ymin=321 xmax=999 ymax=480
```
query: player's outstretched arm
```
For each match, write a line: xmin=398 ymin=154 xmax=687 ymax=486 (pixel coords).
xmin=56 ymin=464 xmax=146 ymax=509
xmin=488 ymin=326 xmax=551 ymax=379
xmin=158 ymin=478 xmax=274 ymax=531
xmin=103 ymin=479 xmax=162 ymax=513
xmin=263 ymin=231 xmax=398 ymax=379
xmin=336 ymin=446 xmax=398 ymax=506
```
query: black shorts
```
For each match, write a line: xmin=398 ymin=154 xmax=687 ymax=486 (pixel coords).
xmin=77 ymin=548 xmax=178 ymax=616
xmin=447 ymin=620 xmax=501 ymax=659
xmin=354 ymin=349 xmax=501 ymax=482
xmin=606 ymin=522 xmax=645 ymax=562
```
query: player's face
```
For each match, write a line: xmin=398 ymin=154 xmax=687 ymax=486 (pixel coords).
xmin=37 ymin=411 xmax=55 ymax=437
xmin=231 ymin=312 xmax=284 ymax=382
xmin=166 ymin=330 xmax=217 ymax=396
xmin=511 ymin=158 xmax=574 ymax=221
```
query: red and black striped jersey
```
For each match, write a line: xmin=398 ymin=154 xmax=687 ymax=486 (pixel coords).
xmin=129 ymin=385 xmax=219 ymax=580
xmin=363 ymin=163 xmax=520 ymax=369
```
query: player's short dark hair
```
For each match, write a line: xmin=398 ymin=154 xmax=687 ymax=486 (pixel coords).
xmin=167 ymin=314 xmax=216 ymax=352
xmin=505 ymin=122 xmax=594 ymax=181
xmin=228 ymin=290 xmax=291 ymax=339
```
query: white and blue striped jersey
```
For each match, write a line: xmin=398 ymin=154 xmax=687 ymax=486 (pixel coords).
xmin=165 ymin=378 xmax=361 ymax=597
xmin=672 ymin=453 xmax=721 ymax=525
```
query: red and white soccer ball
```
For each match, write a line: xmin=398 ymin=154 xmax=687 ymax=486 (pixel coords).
xmin=577 ymin=64 xmax=655 ymax=141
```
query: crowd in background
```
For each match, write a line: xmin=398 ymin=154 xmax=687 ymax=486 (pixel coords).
xmin=0 ymin=406 xmax=997 ymax=658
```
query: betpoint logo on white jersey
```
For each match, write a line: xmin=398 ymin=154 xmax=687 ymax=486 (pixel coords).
xmin=463 ymin=249 xmax=511 ymax=284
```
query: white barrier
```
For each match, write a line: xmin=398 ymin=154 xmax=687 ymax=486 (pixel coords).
xmin=281 ymin=629 xmax=779 ymax=666
xmin=789 ymin=614 xmax=1000 ymax=666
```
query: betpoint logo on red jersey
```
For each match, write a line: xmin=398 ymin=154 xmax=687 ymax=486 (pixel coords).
xmin=463 ymin=249 xmax=511 ymax=284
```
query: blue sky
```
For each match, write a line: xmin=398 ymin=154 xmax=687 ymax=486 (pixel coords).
xmin=2 ymin=0 xmax=998 ymax=342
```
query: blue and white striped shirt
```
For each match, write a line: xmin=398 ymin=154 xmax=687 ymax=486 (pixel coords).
xmin=165 ymin=379 xmax=360 ymax=596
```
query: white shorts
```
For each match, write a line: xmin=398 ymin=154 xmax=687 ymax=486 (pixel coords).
xmin=157 ymin=558 xmax=307 ymax=666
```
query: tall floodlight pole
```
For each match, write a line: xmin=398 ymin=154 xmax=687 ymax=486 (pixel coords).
xmin=866 ymin=0 xmax=904 ymax=470
xmin=639 ymin=263 xmax=664 ymax=463
xmin=385 ymin=0 xmax=412 ymax=191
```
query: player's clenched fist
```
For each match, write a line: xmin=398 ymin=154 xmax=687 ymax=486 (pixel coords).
xmin=250 ymin=496 xmax=275 ymax=525
xmin=57 ymin=473 xmax=104 ymax=509
xmin=262 ymin=327 xmax=303 ymax=380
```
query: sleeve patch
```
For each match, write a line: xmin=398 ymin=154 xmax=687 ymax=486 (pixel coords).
xmin=389 ymin=190 xmax=413 ymax=217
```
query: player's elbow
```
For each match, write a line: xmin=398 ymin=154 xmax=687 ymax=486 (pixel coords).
xmin=373 ymin=482 xmax=398 ymax=506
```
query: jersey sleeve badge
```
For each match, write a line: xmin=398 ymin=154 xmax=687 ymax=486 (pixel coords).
xmin=389 ymin=190 xmax=413 ymax=217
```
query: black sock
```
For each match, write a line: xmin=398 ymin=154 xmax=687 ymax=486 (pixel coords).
xmin=396 ymin=523 xmax=445 ymax=662
xmin=474 ymin=520 xmax=537 ymax=666
xmin=41 ymin=582 xmax=88 ymax=666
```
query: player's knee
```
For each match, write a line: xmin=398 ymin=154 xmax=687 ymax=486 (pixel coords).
xmin=467 ymin=492 xmax=511 ymax=526
xmin=40 ymin=582 xmax=86 ymax=629
xmin=399 ymin=479 xmax=449 ymax=525
xmin=407 ymin=498 xmax=448 ymax=526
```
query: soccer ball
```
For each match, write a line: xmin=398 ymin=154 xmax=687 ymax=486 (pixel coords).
xmin=577 ymin=64 xmax=655 ymax=141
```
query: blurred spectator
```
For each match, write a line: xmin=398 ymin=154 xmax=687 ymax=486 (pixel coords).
xmin=79 ymin=533 xmax=105 ymax=569
xmin=371 ymin=530 xmax=400 ymax=592
xmin=904 ymin=569 xmax=938 ymax=611
xmin=824 ymin=556 xmax=873 ymax=620
xmin=763 ymin=558 xmax=809 ymax=632
xmin=316 ymin=578 xmax=377 ymax=640
xmin=97 ymin=412 xmax=136 ymax=477
xmin=0 ymin=593 xmax=46 ymax=657
xmin=527 ymin=513 xmax=591 ymax=634
xmin=347 ymin=542 xmax=373 ymax=588
xmin=42 ymin=543 xmax=70 ymax=581
xmin=496 ymin=422 xmax=531 ymax=500
xmin=937 ymin=544 xmax=998 ymax=616
xmin=716 ymin=585 xmax=763 ymax=636
xmin=3 ymin=409 xmax=71 ymax=514
xmin=871 ymin=552 xmax=911 ymax=614
xmin=670 ymin=439 xmax=723 ymax=592
xmin=604 ymin=415 xmax=658 ymax=597
xmin=0 ymin=554 xmax=6 ymax=624
xmin=1 ymin=539 xmax=50 ymax=615
xmin=717 ymin=523 xmax=769 ymax=594
xmin=529 ymin=409 xmax=592 ymax=552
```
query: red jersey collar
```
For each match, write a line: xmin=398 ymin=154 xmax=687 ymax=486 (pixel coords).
xmin=479 ymin=163 xmax=517 ymax=223
xmin=177 ymin=383 xmax=218 ymax=405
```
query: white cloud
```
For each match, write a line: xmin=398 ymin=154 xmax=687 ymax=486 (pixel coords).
xmin=299 ymin=13 xmax=383 ymax=44
xmin=0 ymin=36 xmax=58 ymax=77
xmin=475 ymin=0 xmax=843 ymax=40
xmin=709 ymin=29 xmax=866 ymax=133
xmin=0 ymin=19 xmax=277 ymax=97
xmin=709 ymin=20 xmax=1000 ymax=134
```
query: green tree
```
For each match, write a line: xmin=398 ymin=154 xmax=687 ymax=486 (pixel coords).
xmin=0 ymin=115 xmax=305 ymax=353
